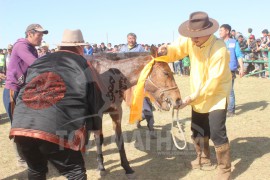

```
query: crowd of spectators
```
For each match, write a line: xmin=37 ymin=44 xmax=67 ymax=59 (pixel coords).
xmin=233 ymin=28 xmax=270 ymax=77
xmin=1 ymin=28 xmax=269 ymax=79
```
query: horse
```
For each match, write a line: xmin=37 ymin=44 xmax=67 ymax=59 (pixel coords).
xmin=84 ymin=46 xmax=182 ymax=178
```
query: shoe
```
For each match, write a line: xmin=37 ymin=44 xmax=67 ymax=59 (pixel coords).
xmin=149 ymin=130 xmax=157 ymax=139
xmin=17 ymin=159 xmax=27 ymax=168
xmin=227 ymin=112 xmax=235 ymax=118
xmin=215 ymin=143 xmax=231 ymax=180
xmin=191 ymin=137 xmax=211 ymax=169
xmin=136 ymin=121 xmax=142 ymax=129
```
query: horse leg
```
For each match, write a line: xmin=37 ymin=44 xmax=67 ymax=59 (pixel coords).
xmin=93 ymin=130 xmax=106 ymax=176
xmin=109 ymin=108 xmax=135 ymax=177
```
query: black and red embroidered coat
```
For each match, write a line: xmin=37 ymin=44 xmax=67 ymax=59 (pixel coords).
xmin=10 ymin=51 xmax=104 ymax=151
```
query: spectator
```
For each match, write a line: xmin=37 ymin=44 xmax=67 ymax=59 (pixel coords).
xmin=261 ymin=29 xmax=270 ymax=49
xmin=3 ymin=23 xmax=48 ymax=167
xmin=248 ymin=28 xmax=253 ymax=37
xmin=173 ymin=60 xmax=183 ymax=76
xmin=144 ymin=44 xmax=150 ymax=52
xmin=250 ymin=39 xmax=265 ymax=77
xmin=106 ymin=43 xmax=113 ymax=52
xmin=119 ymin=33 xmax=145 ymax=52
xmin=39 ymin=42 xmax=50 ymax=57
xmin=92 ymin=44 xmax=100 ymax=54
xmin=261 ymin=29 xmax=270 ymax=60
xmin=248 ymin=35 xmax=258 ymax=59
xmin=0 ymin=49 xmax=5 ymax=86
xmin=247 ymin=28 xmax=254 ymax=46
xmin=219 ymin=24 xmax=244 ymax=117
xmin=5 ymin=44 xmax=13 ymax=69
xmin=230 ymin=29 xmax=236 ymax=39
xmin=120 ymin=32 xmax=156 ymax=139
xmin=50 ymin=48 xmax=56 ymax=53
xmin=112 ymin=45 xmax=119 ymax=53
xmin=0 ymin=73 xmax=6 ymax=81
xmin=0 ymin=49 xmax=5 ymax=74
xmin=100 ymin=42 xmax=107 ymax=52
xmin=238 ymin=35 xmax=249 ymax=72
xmin=84 ymin=43 xmax=93 ymax=55
xmin=238 ymin=35 xmax=248 ymax=51
xmin=182 ymin=56 xmax=190 ymax=76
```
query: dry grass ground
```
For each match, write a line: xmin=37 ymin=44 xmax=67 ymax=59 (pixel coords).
xmin=0 ymin=75 xmax=270 ymax=180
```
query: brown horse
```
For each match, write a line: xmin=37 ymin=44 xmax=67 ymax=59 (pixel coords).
xmin=84 ymin=46 xmax=182 ymax=178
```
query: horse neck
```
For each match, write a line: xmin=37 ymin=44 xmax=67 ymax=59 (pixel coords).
xmin=90 ymin=56 xmax=152 ymax=88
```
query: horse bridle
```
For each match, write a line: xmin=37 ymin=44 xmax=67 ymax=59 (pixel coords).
xmin=146 ymin=66 xmax=178 ymax=102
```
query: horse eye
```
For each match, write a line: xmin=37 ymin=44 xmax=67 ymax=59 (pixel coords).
xmin=163 ymin=71 xmax=169 ymax=76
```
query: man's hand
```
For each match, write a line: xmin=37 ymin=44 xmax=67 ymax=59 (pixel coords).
xmin=0 ymin=73 xmax=6 ymax=81
xmin=180 ymin=96 xmax=192 ymax=109
xmin=239 ymin=67 xmax=245 ymax=78
xmin=158 ymin=44 xmax=168 ymax=56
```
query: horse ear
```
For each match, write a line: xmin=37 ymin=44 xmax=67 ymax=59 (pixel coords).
xmin=150 ymin=45 xmax=157 ymax=58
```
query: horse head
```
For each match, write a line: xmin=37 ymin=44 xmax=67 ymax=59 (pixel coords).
xmin=144 ymin=45 xmax=182 ymax=110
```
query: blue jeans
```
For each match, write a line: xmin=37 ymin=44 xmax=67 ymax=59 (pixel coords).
xmin=173 ymin=61 xmax=183 ymax=74
xmin=3 ymin=88 xmax=19 ymax=122
xmin=228 ymin=72 xmax=235 ymax=113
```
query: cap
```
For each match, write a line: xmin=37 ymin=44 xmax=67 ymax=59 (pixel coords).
xmin=25 ymin=24 xmax=48 ymax=34
xmin=249 ymin=35 xmax=255 ymax=39
xmin=256 ymin=39 xmax=261 ymax=42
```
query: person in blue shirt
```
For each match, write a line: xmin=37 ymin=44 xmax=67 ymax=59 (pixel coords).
xmin=219 ymin=24 xmax=244 ymax=117
xmin=84 ymin=43 xmax=93 ymax=55
xmin=119 ymin=33 xmax=145 ymax=52
xmin=120 ymin=33 xmax=156 ymax=139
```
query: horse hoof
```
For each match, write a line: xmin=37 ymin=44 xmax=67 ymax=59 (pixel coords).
xmin=126 ymin=172 xmax=137 ymax=179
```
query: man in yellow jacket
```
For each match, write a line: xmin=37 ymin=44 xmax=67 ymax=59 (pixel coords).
xmin=160 ymin=12 xmax=232 ymax=180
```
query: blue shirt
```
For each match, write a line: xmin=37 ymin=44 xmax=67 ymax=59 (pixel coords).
xmin=119 ymin=43 xmax=145 ymax=52
xmin=225 ymin=39 xmax=243 ymax=71
xmin=84 ymin=47 xmax=93 ymax=55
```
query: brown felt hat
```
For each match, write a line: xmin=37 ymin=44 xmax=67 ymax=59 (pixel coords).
xmin=178 ymin=11 xmax=219 ymax=38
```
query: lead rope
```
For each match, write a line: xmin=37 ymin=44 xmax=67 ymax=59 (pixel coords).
xmin=171 ymin=108 xmax=187 ymax=150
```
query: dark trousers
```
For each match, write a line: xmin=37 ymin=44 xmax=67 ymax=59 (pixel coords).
xmin=191 ymin=108 xmax=228 ymax=146
xmin=15 ymin=136 xmax=87 ymax=180
xmin=142 ymin=97 xmax=154 ymax=130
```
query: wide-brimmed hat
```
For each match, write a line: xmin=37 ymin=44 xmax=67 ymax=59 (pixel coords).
xmin=58 ymin=29 xmax=88 ymax=47
xmin=25 ymin=24 xmax=48 ymax=34
xmin=7 ymin=44 xmax=13 ymax=50
xmin=178 ymin=11 xmax=219 ymax=38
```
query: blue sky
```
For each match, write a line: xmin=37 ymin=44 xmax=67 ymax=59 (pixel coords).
xmin=1 ymin=0 xmax=269 ymax=49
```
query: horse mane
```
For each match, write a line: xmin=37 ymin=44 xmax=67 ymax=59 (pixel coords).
xmin=85 ymin=52 xmax=151 ymax=61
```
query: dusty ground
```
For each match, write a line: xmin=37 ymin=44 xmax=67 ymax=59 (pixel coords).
xmin=0 ymin=75 xmax=270 ymax=180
